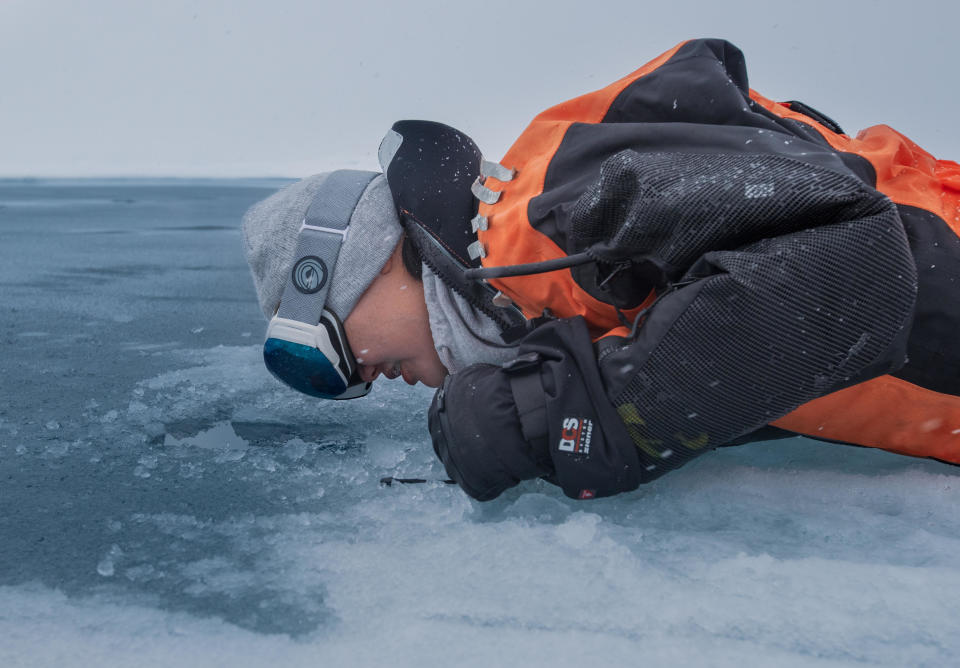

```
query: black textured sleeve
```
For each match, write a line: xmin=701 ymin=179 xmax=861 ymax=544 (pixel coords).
xmin=585 ymin=150 xmax=918 ymax=480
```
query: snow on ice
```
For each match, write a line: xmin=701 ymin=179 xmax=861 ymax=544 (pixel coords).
xmin=1 ymin=180 xmax=958 ymax=667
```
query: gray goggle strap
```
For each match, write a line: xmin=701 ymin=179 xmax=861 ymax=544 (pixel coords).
xmin=276 ymin=170 xmax=379 ymax=325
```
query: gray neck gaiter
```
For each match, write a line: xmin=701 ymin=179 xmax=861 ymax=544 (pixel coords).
xmin=421 ymin=264 xmax=519 ymax=374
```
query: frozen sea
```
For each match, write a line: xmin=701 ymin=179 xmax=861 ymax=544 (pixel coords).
xmin=1 ymin=179 xmax=958 ymax=667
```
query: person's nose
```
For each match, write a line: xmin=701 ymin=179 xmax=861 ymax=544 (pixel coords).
xmin=358 ymin=365 xmax=380 ymax=383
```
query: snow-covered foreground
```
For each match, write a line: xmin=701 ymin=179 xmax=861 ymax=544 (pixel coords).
xmin=1 ymin=181 xmax=958 ymax=667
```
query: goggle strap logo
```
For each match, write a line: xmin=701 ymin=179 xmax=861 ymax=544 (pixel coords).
xmin=291 ymin=256 xmax=328 ymax=294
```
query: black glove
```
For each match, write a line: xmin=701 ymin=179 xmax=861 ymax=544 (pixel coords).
xmin=428 ymin=317 xmax=643 ymax=501
xmin=429 ymin=362 xmax=548 ymax=500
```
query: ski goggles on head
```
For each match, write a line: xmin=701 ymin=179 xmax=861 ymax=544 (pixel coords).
xmin=262 ymin=170 xmax=378 ymax=400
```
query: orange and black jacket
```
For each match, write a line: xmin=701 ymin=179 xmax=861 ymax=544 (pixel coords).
xmin=384 ymin=39 xmax=960 ymax=500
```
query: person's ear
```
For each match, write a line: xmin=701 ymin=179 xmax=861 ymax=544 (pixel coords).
xmin=379 ymin=239 xmax=403 ymax=276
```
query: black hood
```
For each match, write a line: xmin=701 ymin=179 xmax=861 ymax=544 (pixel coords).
xmin=379 ymin=119 xmax=482 ymax=268
xmin=379 ymin=120 xmax=526 ymax=332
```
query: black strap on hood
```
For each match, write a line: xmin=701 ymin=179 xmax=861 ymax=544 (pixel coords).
xmin=378 ymin=120 xmax=528 ymax=333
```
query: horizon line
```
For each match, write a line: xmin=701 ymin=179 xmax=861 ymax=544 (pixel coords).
xmin=0 ymin=175 xmax=299 ymax=182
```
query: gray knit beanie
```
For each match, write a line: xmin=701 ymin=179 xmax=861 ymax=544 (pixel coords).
xmin=242 ymin=172 xmax=403 ymax=321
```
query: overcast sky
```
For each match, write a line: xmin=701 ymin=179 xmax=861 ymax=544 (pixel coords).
xmin=1 ymin=0 xmax=957 ymax=177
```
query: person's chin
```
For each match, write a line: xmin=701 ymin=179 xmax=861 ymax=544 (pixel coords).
xmin=418 ymin=367 xmax=448 ymax=389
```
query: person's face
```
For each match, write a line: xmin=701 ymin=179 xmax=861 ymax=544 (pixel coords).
xmin=343 ymin=244 xmax=448 ymax=388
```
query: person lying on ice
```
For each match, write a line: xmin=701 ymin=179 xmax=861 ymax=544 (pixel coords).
xmin=242 ymin=38 xmax=960 ymax=501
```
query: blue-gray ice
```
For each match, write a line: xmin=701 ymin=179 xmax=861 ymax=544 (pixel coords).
xmin=1 ymin=180 xmax=958 ymax=667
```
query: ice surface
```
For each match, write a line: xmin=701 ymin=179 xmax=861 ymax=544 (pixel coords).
xmin=1 ymin=180 xmax=959 ymax=667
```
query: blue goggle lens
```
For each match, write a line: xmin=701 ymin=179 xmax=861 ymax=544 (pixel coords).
xmin=263 ymin=337 xmax=348 ymax=399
